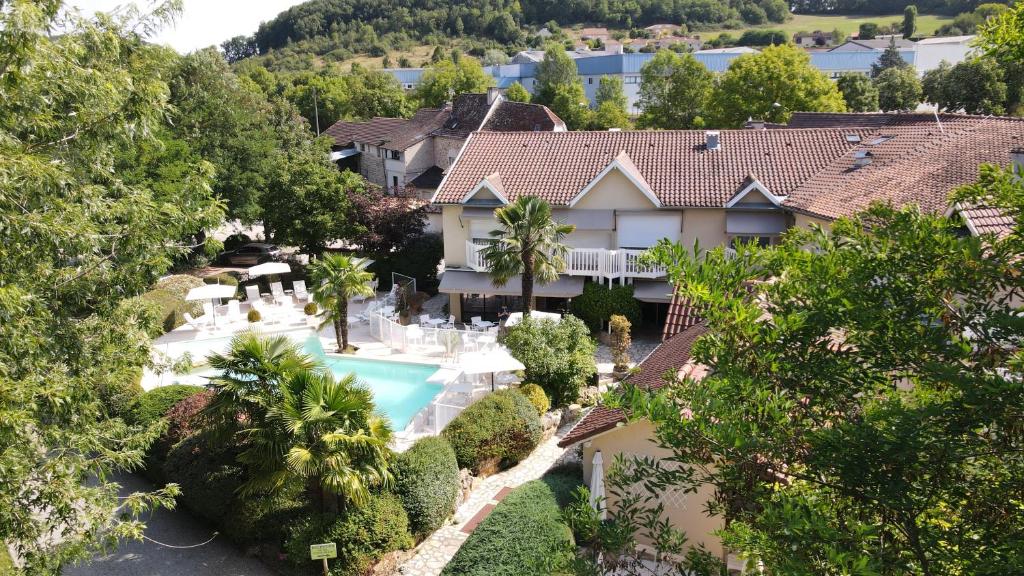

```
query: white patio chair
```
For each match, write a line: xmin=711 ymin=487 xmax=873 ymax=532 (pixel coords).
xmin=470 ymin=316 xmax=483 ymax=330
xmin=407 ymin=325 xmax=424 ymax=347
xmin=441 ymin=315 xmax=456 ymax=329
xmin=292 ymin=280 xmax=309 ymax=303
xmin=461 ymin=332 xmax=478 ymax=353
xmin=269 ymin=281 xmax=287 ymax=305
xmin=227 ymin=299 xmax=241 ymax=322
xmin=244 ymin=284 xmax=263 ymax=303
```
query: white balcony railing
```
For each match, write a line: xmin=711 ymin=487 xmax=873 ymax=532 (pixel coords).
xmin=465 ymin=241 xmax=665 ymax=280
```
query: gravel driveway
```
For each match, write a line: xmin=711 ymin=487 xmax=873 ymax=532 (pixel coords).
xmin=65 ymin=473 xmax=275 ymax=576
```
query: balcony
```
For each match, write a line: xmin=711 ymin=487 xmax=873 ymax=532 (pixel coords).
xmin=465 ymin=241 xmax=666 ymax=281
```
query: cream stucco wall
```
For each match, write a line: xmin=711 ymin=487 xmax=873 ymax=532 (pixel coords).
xmin=573 ymin=168 xmax=659 ymax=211
xmin=442 ymin=206 xmax=468 ymax=267
xmin=582 ymin=419 xmax=725 ymax=559
xmin=792 ymin=212 xmax=832 ymax=232
xmin=681 ymin=209 xmax=728 ymax=250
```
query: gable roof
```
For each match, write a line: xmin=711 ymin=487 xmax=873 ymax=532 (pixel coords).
xmin=435 ymin=129 xmax=869 ymax=207
xmin=482 ymin=100 xmax=565 ymax=132
xmin=570 ymin=150 xmax=660 ymax=207
xmin=324 ymin=117 xmax=409 ymax=147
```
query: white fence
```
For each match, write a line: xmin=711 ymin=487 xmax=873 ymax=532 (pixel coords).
xmin=366 ymin=297 xmax=499 ymax=358
xmin=466 ymin=241 xmax=665 ymax=281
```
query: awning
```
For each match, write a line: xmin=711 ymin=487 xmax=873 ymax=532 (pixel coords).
xmin=330 ymin=148 xmax=360 ymax=161
xmin=439 ymin=270 xmax=584 ymax=298
xmin=633 ymin=280 xmax=674 ymax=303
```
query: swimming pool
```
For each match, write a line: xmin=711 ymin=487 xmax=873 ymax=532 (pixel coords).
xmin=156 ymin=329 xmax=442 ymax=431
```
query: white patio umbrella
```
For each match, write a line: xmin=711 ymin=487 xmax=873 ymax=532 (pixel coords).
xmin=185 ymin=284 xmax=238 ymax=326
xmin=458 ymin=350 xmax=525 ymax=391
xmin=504 ymin=311 xmax=562 ymax=328
xmin=590 ymin=450 xmax=607 ymax=520
xmin=247 ymin=261 xmax=291 ymax=278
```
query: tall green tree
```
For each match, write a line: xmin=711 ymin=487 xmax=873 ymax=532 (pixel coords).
xmin=644 ymin=171 xmax=1024 ymax=574
xmin=415 ymin=57 xmax=494 ymax=108
xmin=344 ymin=65 xmax=412 ymax=119
xmin=836 ymin=72 xmax=880 ymax=112
xmin=871 ymin=37 xmax=912 ymax=78
xmin=480 ymin=197 xmax=575 ymax=316
xmin=595 ymin=75 xmax=628 ymax=111
xmin=924 ymin=57 xmax=1007 ymax=115
xmin=533 ymin=42 xmax=578 ymax=104
xmin=902 ymin=5 xmax=918 ymax=38
xmin=0 ymin=2 xmax=222 ymax=571
xmin=637 ymin=50 xmax=714 ymax=129
xmin=310 ymin=254 xmax=376 ymax=352
xmin=545 ymin=78 xmax=592 ymax=130
xmin=875 ymin=66 xmax=922 ymax=111
xmin=505 ymin=81 xmax=531 ymax=102
xmin=710 ymin=44 xmax=845 ymax=127
xmin=978 ymin=1 xmax=1024 ymax=67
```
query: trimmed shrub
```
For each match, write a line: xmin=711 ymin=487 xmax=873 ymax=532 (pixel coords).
xmin=569 ymin=282 xmax=641 ymax=331
xmin=609 ymin=314 xmax=632 ymax=372
xmin=518 ymin=383 xmax=550 ymax=416
xmin=140 ymin=274 xmax=204 ymax=332
xmin=143 ymin=390 xmax=213 ymax=484
xmin=98 ymin=368 xmax=144 ymax=422
xmin=135 ymin=384 xmax=205 ymax=425
xmin=224 ymin=490 xmax=308 ymax=547
xmin=441 ymin=467 xmax=582 ymax=576
xmin=394 ymin=436 xmax=460 ymax=537
xmin=247 ymin=308 xmax=261 ymax=322
xmin=284 ymin=493 xmax=414 ymax=576
xmin=501 ymin=316 xmax=597 ymax=406
xmin=203 ymin=272 xmax=239 ymax=287
xmin=442 ymin=389 xmax=542 ymax=475
xmin=304 ymin=302 xmax=318 ymax=316
xmin=164 ymin=432 xmax=245 ymax=525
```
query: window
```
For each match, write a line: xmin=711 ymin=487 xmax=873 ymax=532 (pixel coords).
xmin=624 ymin=75 xmax=640 ymax=84
xmin=359 ymin=143 xmax=366 ymax=151
xmin=730 ymin=235 xmax=775 ymax=248
xmin=392 ymin=176 xmax=399 ymax=189
xmin=588 ymin=77 xmax=593 ymax=84
xmin=390 ymin=150 xmax=400 ymax=160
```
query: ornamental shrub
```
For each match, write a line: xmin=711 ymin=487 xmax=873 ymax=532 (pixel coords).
xmin=441 ymin=466 xmax=581 ymax=576
xmin=284 ymin=493 xmax=414 ymax=576
xmin=569 ymin=282 xmax=641 ymax=331
xmin=164 ymin=432 xmax=245 ymax=525
xmin=304 ymin=302 xmax=318 ymax=315
xmin=442 ymin=389 xmax=542 ymax=475
xmin=519 ymin=383 xmax=550 ymax=416
xmin=223 ymin=490 xmax=308 ymax=546
xmin=140 ymin=274 xmax=204 ymax=332
xmin=202 ymin=272 xmax=239 ymax=287
xmin=247 ymin=308 xmax=261 ymax=322
xmin=143 ymin=390 xmax=213 ymax=484
xmin=134 ymin=384 xmax=205 ymax=426
xmin=609 ymin=314 xmax=632 ymax=372
xmin=501 ymin=315 xmax=597 ymax=406
xmin=394 ymin=436 xmax=460 ymax=537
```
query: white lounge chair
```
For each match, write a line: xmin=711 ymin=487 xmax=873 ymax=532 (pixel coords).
xmin=269 ymin=281 xmax=287 ymax=305
xmin=292 ymin=280 xmax=309 ymax=303
xmin=244 ymin=284 xmax=263 ymax=303
xmin=182 ymin=312 xmax=206 ymax=332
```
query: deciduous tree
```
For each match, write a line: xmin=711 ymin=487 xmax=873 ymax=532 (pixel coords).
xmin=836 ymin=72 xmax=880 ymax=112
xmin=505 ymin=81 xmax=532 ymax=102
xmin=875 ymin=65 xmax=922 ymax=111
xmin=415 ymin=57 xmax=494 ymax=108
xmin=637 ymin=50 xmax=713 ymax=129
xmin=533 ymin=42 xmax=578 ymax=104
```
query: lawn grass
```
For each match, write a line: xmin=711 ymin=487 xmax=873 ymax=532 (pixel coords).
xmin=0 ymin=547 xmax=15 ymax=575
xmin=696 ymin=12 xmax=955 ymax=41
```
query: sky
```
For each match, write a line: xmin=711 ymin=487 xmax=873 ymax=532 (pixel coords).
xmin=68 ymin=0 xmax=304 ymax=53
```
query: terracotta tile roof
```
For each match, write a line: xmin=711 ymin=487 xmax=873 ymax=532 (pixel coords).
xmin=482 ymin=100 xmax=565 ymax=132
xmin=382 ymin=107 xmax=450 ymax=150
xmin=663 ymin=294 xmax=703 ymax=340
xmin=324 ymin=117 xmax=409 ymax=146
xmin=784 ymin=115 xmax=1024 ymax=221
xmin=958 ymin=205 xmax=1014 ymax=238
xmin=435 ymin=129 xmax=871 ymax=206
xmin=558 ymin=323 xmax=708 ymax=447
xmin=782 ymin=111 xmax=901 ymax=130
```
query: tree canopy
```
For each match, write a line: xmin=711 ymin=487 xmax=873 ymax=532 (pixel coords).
xmin=415 ymin=57 xmax=494 ymax=108
xmin=636 ymin=50 xmax=714 ymax=129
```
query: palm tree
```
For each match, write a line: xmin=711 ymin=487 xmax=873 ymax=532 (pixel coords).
xmin=480 ymin=196 xmax=575 ymax=316
xmin=273 ymin=370 xmax=393 ymax=513
xmin=309 ymin=253 xmax=375 ymax=352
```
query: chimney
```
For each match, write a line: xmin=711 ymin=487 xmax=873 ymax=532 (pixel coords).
xmin=1012 ymin=147 xmax=1024 ymax=177
xmin=705 ymin=130 xmax=720 ymax=151
xmin=487 ymin=86 xmax=501 ymax=105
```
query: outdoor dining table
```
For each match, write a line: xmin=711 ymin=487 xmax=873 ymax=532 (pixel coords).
xmin=472 ymin=320 xmax=495 ymax=330
xmin=424 ymin=318 xmax=446 ymax=327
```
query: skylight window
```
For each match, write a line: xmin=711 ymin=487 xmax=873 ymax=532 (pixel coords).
xmin=846 ymin=134 xmax=862 ymax=143
xmin=868 ymin=136 xmax=894 ymax=145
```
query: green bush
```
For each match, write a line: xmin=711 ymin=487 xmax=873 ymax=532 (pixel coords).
xmin=394 ymin=436 xmax=461 ymax=537
xmin=135 ymin=384 xmax=205 ymax=425
xmin=224 ymin=490 xmax=308 ymax=547
xmin=143 ymin=390 xmax=213 ymax=484
xmin=140 ymin=274 xmax=204 ymax=332
xmin=98 ymin=368 xmax=144 ymax=422
xmin=164 ymin=432 xmax=245 ymax=525
xmin=501 ymin=315 xmax=597 ymax=406
xmin=442 ymin=389 xmax=542 ymax=475
xmin=519 ymin=383 xmax=550 ymax=416
xmin=285 ymin=493 xmax=414 ymax=576
xmin=441 ymin=467 xmax=582 ymax=576
xmin=248 ymin=308 xmax=261 ymax=322
xmin=570 ymin=282 xmax=641 ymax=331
xmin=203 ymin=272 xmax=239 ymax=287
xmin=369 ymin=232 xmax=443 ymax=294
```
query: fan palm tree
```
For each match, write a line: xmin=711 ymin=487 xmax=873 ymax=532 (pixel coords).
xmin=309 ymin=253 xmax=375 ymax=352
xmin=480 ymin=196 xmax=575 ymax=316
xmin=260 ymin=369 xmax=393 ymax=513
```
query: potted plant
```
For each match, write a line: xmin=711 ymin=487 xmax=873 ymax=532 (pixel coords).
xmin=609 ymin=314 xmax=632 ymax=378
xmin=303 ymin=302 xmax=318 ymax=327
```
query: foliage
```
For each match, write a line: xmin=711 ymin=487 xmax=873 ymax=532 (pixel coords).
xmin=310 ymin=254 xmax=376 ymax=351
xmin=97 ymin=370 xmax=145 ymax=423
xmin=609 ymin=314 xmax=632 ymax=372
xmin=164 ymin=432 xmax=245 ymax=525
xmin=978 ymin=1 xmax=1024 ymax=68
xmin=589 ymin=101 xmax=632 ymax=130
xmin=369 ymin=232 xmax=444 ymax=294
xmin=902 ymin=5 xmax=917 ymax=37
xmin=140 ymin=275 xmax=204 ymax=333
xmin=546 ymin=81 xmax=593 ymax=130
xmin=644 ymin=173 xmax=1024 ymax=575
xmin=595 ymin=75 xmax=628 ymax=111
xmin=637 ymin=50 xmax=713 ymax=129
xmin=569 ymin=282 xmax=642 ymax=331
xmin=203 ymin=272 xmax=240 ymax=287
xmin=923 ymin=57 xmax=1008 ymax=115
xmin=145 ymin=390 xmax=214 ymax=483
xmin=790 ymin=0 xmax=989 ymax=14
xmin=135 ymin=385 xmax=206 ymax=426
xmin=222 ymin=491 xmax=308 ymax=546
xmin=284 ymin=494 xmax=414 ymax=576
xmin=441 ymin=467 xmax=581 ymax=576
xmin=858 ymin=21 xmax=879 ymax=39
xmin=348 ymin=185 xmax=428 ymax=254
xmin=394 ymin=436 xmax=461 ymax=537
xmin=304 ymin=302 xmax=319 ymax=315
xmin=441 ymin=389 xmax=543 ymax=474
xmin=836 ymin=72 xmax=879 ymax=112
xmin=501 ymin=316 xmax=597 ymax=406
xmin=871 ymin=37 xmax=912 ymax=77
xmin=874 ymin=65 xmax=922 ymax=111
xmin=415 ymin=57 xmax=494 ymax=108
xmin=710 ymin=44 xmax=845 ymax=128
xmin=505 ymin=81 xmax=531 ymax=102
xmin=480 ymin=197 xmax=575 ymax=315
xmin=247 ymin=308 xmax=262 ymax=322
xmin=520 ymin=383 xmax=551 ymax=416
xmin=533 ymin=43 xmax=579 ymax=105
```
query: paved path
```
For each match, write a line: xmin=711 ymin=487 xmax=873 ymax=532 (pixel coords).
xmin=398 ymin=421 xmax=578 ymax=576
xmin=65 ymin=473 xmax=274 ymax=576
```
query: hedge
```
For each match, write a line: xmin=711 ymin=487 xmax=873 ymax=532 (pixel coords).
xmin=569 ymin=282 xmax=642 ymax=332
xmin=518 ymin=383 xmax=550 ymax=416
xmin=394 ymin=436 xmax=461 ymax=537
xmin=203 ymin=272 xmax=239 ymax=287
xmin=140 ymin=274 xmax=204 ymax=332
xmin=164 ymin=432 xmax=245 ymax=525
xmin=143 ymin=390 xmax=213 ymax=484
xmin=135 ymin=384 xmax=205 ymax=425
xmin=441 ymin=389 xmax=542 ymax=475
xmin=500 ymin=316 xmax=597 ymax=407
xmin=285 ymin=493 xmax=414 ymax=576
xmin=441 ymin=466 xmax=582 ymax=576
xmin=223 ymin=490 xmax=308 ymax=547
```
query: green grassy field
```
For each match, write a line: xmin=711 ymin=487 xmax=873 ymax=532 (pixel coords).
xmin=0 ymin=547 xmax=14 ymax=576
xmin=698 ymin=12 xmax=955 ymax=41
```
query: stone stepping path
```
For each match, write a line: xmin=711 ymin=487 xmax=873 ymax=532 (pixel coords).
xmin=397 ymin=422 xmax=578 ymax=576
